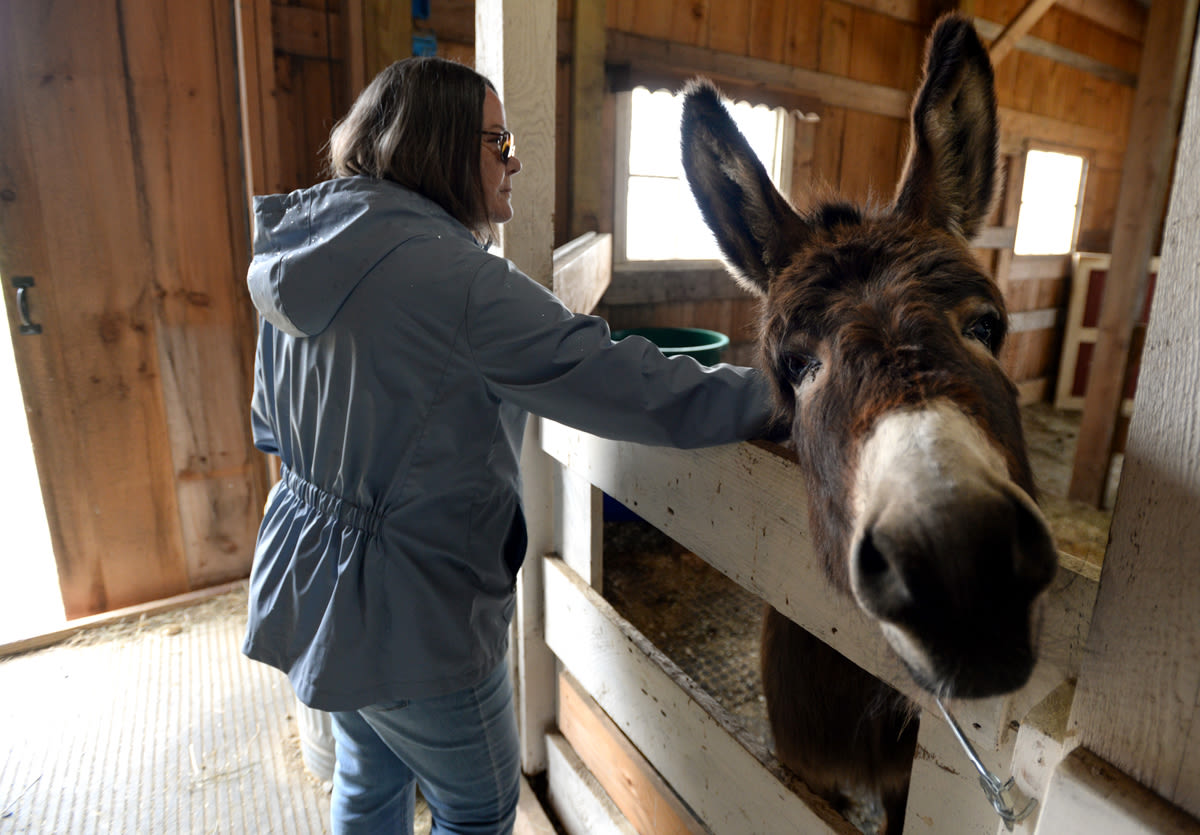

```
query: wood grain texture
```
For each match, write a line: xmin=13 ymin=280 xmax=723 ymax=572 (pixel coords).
xmin=475 ymin=0 xmax=560 ymax=775
xmin=1069 ymin=0 xmax=1198 ymax=505
xmin=905 ymin=702 xmax=1019 ymax=833
xmin=558 ymin=671 xmax=707 ymax=835
xmin=1051 ymin=0 xmax=1146 ymax=41
xmin=1036 ymin=748 xmax=1200 ymax=834
xmin=973 ymin=17 xmax=1137 ymax=87
xmin=540 ymin=420 xmax=1099 ymax=751
xmin=845 ymin=7 xmax=922 ymax=91
xmin=363 ymin=0 xmax=411 ymax=80
xmin=235 ymin=0 xmax=285 ymax=196
xmin=141 ymin=0 xmax=267 ymax=588
xmin=0 ymin=2 xmax=185 ymax=616
xmin=0 ymin=0 xmax=264 ymax=616
xmin=569 ymin=0 xmax=607 ymax=238
xmin=988 ymin=0 xmax=1058 ymax=65
xmin=552 ymin=232 xmax=612 ymax=316
xmin=545 ymin=733 xmax=639 ymax=835
xmin=993 ymin=152 xmax=1027 ymax=302
xmin=606 ymin=30 xmax=910 ymax=119
xmin=476 ymin=0 xmax=557 ymax=285
xmin=544 ymin=555 xmax=857 ymax=835
xmin=1067 ymin=22 xmax=1200 ymax=816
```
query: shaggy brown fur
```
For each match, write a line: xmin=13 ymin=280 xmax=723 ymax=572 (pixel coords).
xmin=681 ymin=15 xmax=1057 ymax=833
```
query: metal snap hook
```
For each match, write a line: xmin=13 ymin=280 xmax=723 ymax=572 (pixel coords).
xmin=936 ymin=698 xmax=1037 ymax=831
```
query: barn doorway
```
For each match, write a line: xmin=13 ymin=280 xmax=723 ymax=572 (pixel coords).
xmin=0 ymin=314 xmax=64 ymax=644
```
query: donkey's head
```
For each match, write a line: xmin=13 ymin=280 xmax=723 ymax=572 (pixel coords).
xmin=681 ymin=15 xmax=1057 ymax=699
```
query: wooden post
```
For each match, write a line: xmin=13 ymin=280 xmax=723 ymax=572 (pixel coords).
xmin=475 ymin=0 xmax=557 ymax=289
xmin=343 ymin=0 xmax=411 ymax=95
xmin=1065 ymin=17 xmax=1200 ymax=819
xmin=570 ymin=0 xmax=607 ymax=238
xmin=1068 ymin=0 xmax=1199 ymax=506
xmin=364 ymin=0 xmax=412 ymax=80
xmin=1035 ymin=749 xmax=1200 ymax=834
xmin=344 ymin=0 xmax=366 ymax=95
xmin=552 ymin=235 xmax=611 ymax=593
xmin=993 ymin=151 xmax=1026 ymax=304
xmin=234 ymin=0 xmax=284 ymax=200
xmin=475 ymin=0 xmax=558 ymax=775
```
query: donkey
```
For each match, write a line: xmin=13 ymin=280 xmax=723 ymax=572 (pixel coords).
xmin=680 ymin=15 xmax=1058 ymax=832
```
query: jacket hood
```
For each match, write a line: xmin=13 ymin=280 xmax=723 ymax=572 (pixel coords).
xmin=248 ymin=177 xmax=476 ymax=337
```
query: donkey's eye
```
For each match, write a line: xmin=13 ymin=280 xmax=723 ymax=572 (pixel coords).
xmin=782 ymin=352 xmax=821 ymax=385
xmin=965 ymin=313 xmax=1001 ymax=351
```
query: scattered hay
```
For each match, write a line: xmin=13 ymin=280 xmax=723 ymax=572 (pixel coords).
xmin=60 ymin=582 xmax=249 ymax=650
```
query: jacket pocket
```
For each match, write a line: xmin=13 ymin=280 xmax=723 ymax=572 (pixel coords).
xmin=500 ymin=506 xmax=528 ymax=587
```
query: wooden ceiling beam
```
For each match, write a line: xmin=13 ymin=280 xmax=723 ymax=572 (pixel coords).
xmin=988 ymin=0 xmax=1058 ymax=65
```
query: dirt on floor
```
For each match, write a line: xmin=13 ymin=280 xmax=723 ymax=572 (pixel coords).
xmin=604 ymin=521 xmax=770 ymax=742
xmin=1020 ymin=401 xmax=1116 ymax=568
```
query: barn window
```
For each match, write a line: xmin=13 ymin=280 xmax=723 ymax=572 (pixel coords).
xmin=1012 ymin=149 xmax=1087 ymax=255
xmin=616 ymin=86 xmax=793 ymax=262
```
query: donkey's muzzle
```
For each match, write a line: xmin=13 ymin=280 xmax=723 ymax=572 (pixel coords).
xmin=850 ymin=403 xmax=1059 ymax=698
xmin=855 ymin=482 xmax=1058 ymax=697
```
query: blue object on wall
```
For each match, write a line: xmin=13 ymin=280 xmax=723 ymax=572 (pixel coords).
xmin=413 ymin=0 xmax=430 ymax=20
xmin=412 ymin=33 xmax=437 ymax=57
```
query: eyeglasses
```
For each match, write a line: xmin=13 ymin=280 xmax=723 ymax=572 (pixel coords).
xmin=481 ymin=130 xmax=516 ymax=164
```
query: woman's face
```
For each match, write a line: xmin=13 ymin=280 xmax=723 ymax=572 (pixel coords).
xmin=480 ymin=88 xmax=521 ymax=225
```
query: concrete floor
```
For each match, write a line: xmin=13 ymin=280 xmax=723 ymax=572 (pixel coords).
xmin=0 ymin=585 xmax=556 ymax=835
xmin=0 ymin=589 xmax=331 ymax=834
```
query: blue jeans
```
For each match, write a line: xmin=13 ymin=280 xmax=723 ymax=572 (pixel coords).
xmin=329 ymin=660 xmax=521 ymax=834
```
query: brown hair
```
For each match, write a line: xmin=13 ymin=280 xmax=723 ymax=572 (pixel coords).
xmin=327 ymin=57 xmax=497 ymax=242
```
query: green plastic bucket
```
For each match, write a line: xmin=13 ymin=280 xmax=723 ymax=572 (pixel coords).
xmin=610 ymin=326 xmax=730 ymax=366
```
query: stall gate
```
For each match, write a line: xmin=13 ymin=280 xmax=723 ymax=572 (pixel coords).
xmin=525 ymin=417 xmax=1100 ymax=835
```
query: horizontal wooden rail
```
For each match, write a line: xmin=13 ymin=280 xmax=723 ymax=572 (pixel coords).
xmin=544 ymin=554 xmax=856 ymax=835
xmin=606 ymin=30 xmax=1128 ymax=162
xmin=552 ymin=231 xmax=612 ymax=316
xmin=540 ymin=419 xmax=1099 ymax=751
xmin=557 ymin=669 xmax=708 ymax=835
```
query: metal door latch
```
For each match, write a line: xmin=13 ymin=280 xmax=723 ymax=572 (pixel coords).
xmin=11 ymin=276 xmax=42 ymax=335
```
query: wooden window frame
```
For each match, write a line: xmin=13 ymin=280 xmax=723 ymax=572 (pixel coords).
xmin=612 ymin=85 xmax=795 ymax=268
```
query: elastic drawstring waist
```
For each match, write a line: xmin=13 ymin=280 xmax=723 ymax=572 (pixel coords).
xmin=280 ymin=465 xmax=384 ymax=536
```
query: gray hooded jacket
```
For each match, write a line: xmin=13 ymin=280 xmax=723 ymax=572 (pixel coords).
xmin=243 ymin=176 xmax=774 ymax=710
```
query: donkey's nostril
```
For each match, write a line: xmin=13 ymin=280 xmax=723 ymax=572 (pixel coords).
xmin=853 ymin=528 xmax=914 ymax=620
xmin=858 ymin=531 xmax=890 ymax=578
xmin=1010 ymin=490 xmax=1059 ymax=591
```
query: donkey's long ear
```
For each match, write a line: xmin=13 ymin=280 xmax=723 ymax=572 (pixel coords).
xmin=892 ymin=15 xmax=999 ymax=241
xmin=681 ymin=80 xmax=809 ymax=297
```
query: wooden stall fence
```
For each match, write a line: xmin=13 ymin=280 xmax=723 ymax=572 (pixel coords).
xmin=532 ymin=415 xmax=1100 ymax=834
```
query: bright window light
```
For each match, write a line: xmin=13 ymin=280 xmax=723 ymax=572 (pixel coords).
xmin=623 ymin=87 xmax=791 ymax=262
xmin=1013 ymin=150 xmax=1086 ymax=255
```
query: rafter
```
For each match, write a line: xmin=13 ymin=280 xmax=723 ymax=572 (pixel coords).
xmin=988 ymin=0 xmax=1057 ymax=65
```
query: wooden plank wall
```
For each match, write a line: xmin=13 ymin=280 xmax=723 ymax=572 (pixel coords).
xmin=0 ymin=0 xmax=270 ymax=617
xmin=1064 ymin=29 xmax=1200 ymax=816
xmin=264 ymin=1 xmax=355 ymax=191
xmin=265 ymin=1 xmax=1146 ymax=391
xmin=243 ymin=0 xmax=420 ymax=200
xmin=582 ymin=0 xmax=1146 ymax=396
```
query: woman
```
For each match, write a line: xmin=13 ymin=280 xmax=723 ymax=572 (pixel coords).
xmin=243 ymin=57 xmax=775 ymax=834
